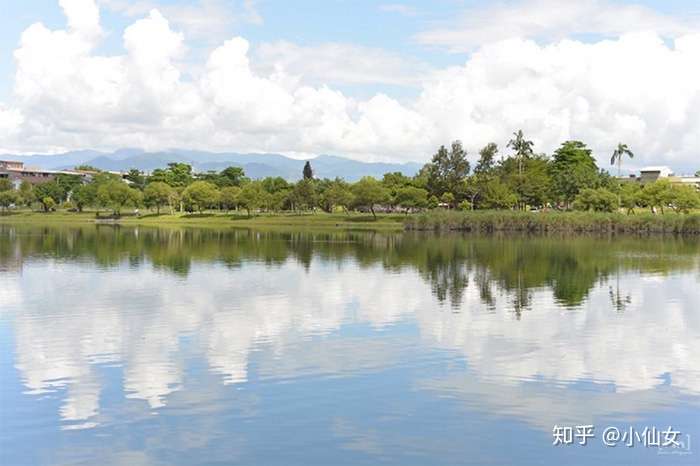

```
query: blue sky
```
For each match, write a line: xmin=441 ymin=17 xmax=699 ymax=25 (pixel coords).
xmin=0 ymin=0 xmax=699 ymax=170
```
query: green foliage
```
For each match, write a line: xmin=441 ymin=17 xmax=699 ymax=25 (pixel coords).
xmin=351 ymin=177 xmax=390 ymax=218
xmin=18 ymin=181 xmax=34 ymax=208
xmin=97 ymin=180 xmax=142 ymax=215
xmin=481 ymin=179 xmax=518 ymax=209
xmin=124 ymin=169 xmax=146 ymax=190
xmin=74 ymin=165 xmax=100 ymax=171
xmin=320 ymin=179 xmax=353 ymax=213
xmin=507 ymin=130 xmax=534 ymax=161
xmin=71 ymin=183 xmax=97 ymax=212
xmin=144 ymin=182 xmax=175 ymax=214
xmin=619 ymin=182 xmax=641 ymax=214
xmin=639 ymin=179 xmax=674 ymax=214
xmin=424 ymin=140 xmax=470 ymax=198
xmin=0 ymin=190 xmax=20 ymax=210
xmin=440 ymin=192 xmax=455 ymax=208
xmin=55 ymin=174 xmax=83 ymax=197
xmin=500 ymin=154 xmax=551 ymax=209
xmin=474 ymin=143 xmax=498 ymax=175
xmin=395 ymin=186 xmax=428 ymax=213
xmin=303 ymin=161 xmax=314 ymax=180
xmin=237 ymin=182 xmax=267 ymax=217
xmin=610 ymin=143 xmax=634 ymax=176
xmin=573 ymin=188 xmax=619 ymax=212
xmin=405 ymin=210 xmax=700 ymax=235
xmin=34 ymin=182 xmax=65 ymax=210
xmin=181 ymin=181 xmax=220 ymax=213
xmin=261 ymin=176 xmax=289 ymax=193
xmin=428 ymin=195 xmax=439 ymax=209
xmin=668 ymin=184 xmax=700 ymax=214
xmin=41 ymin=196 xmax=56 ymax=212
xmin=220 ymin=186 xmax=242 ymax=211
xmin=148 ymin=163 xmax=193 ymax=188
xmin=0 ymin=178 xmax=13 ymax=192
xmin=292 ymin=179 xmax=317 ymax=211
xmin=220 ymin=166 xmax=247 ymax=187
xmin=550 ymin=140 xmax=599 ymax=205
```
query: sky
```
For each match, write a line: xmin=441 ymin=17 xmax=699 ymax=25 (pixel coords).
xmin=0 ymin=0 xmax=699 ymax=172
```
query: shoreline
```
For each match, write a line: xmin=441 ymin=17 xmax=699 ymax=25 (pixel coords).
xmin=2 ymin=209 xmax=700 ymax=235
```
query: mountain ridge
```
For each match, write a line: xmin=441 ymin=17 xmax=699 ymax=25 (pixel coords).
xmin=0 ymin=149 xmax=422 ymax=181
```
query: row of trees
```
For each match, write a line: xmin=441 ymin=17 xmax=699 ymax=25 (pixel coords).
xmin=1 ymin=132 xmax=698 ymax=216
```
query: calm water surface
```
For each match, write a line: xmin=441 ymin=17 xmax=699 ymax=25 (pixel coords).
xmin=0 ymin=225 xmax=699 ymax=465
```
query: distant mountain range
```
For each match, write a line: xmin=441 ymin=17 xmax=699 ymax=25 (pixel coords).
xmin=0 ymin=149 xmax=422 ymax=182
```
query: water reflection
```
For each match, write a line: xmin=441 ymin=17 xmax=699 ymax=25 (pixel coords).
xmin=0 ymin=225 xmax=698 ymax=464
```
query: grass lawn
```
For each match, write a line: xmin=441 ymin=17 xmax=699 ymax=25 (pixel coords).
xmin=0 ymin=209 xmax=407 ymax=231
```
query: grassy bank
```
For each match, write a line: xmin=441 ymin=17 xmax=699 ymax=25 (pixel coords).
xmin=0 ymin=210 xmax=406 ymax=231
xmin=4 ymin=209 xmax=700 ymax=235
xmin=404 ymin=210 xmax=700 ymax=235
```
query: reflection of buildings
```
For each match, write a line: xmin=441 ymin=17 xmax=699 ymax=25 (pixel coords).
xmin=3 ymin=251 xmax=699 ymax=431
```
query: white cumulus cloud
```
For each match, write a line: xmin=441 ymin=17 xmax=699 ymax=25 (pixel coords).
xmin=0 ymin=0 xmax=699 ymax=171
xmin=416 ymin=0 xmax=700 ymax=53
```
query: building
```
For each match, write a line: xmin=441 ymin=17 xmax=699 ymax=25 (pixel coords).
xmin=621 ymin=166 xmax=700 ymax=188
xmin=0 ymin=160 xmax=94 ymax=188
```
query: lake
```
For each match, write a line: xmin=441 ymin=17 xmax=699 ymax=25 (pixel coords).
xmin=0 ymin=225 xmax=698 ymax=465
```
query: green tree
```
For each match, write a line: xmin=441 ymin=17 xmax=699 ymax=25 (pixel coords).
xmin=237 ymin=182 xmax=266 ymax=217
xmin=144 ymin=182 xmax=175 ymax=214
xmin=321 ymin=180 xmax=353 ymax=213
xmin=97 ymin=180 xmax=142 ymax=216
xmin=395 ymin=186 xmax=428 ymax=214
xmin=0 ymin=178 xmax=13 ymax=192
xmin=55 ymin=174 xmax=83 ymax=199
xmin=220 ymin=186 xmax=242 ymax=212
xmin=639 ymin=179 xmax=674 ymax=214
xmin=351 ymin=177 xmax=390 ymax=219
xmin=41 ymin=196 xmax=56 ymax=212
xmin=500 ymin=155 xmax=551 ymax=209
xmin=292 ymin=179 xmax=317 ymax=211
xmin=125 ymin=169 xmax=146 ymax=190
xmin=507 ymin=130 xmax=534 ymax=176
xmin=610 ymin=143 xmax=634 ymax=178
xmin=261 ymin=176 xmax=289 ymax=193
xmin=303 ymin=161 xmax=314 ymax=180
xmin=475 ymin=143 xmax=498 ymax=175
xmin=619 ymin=182 xmax=641 ymax=214
xmin=220 ymin=166 xmax=247 ymax=187
xmin=481 ymin=179 xmax=518 ymax=209
xmin=148 ymin=163 xmax=193 ymax=188
xmin=0 ymin=190 xmax=20 ymax=212
xmin=18 ymin=181 xmax=35 ymax=208
xmin=573 ymin=188 xmax=619 ymax=212
xmin=424 ymin=140 xmax=470 ymax=198
xmin=181 ymin=181 xmax=220 ymax=213
xmin=74 ymin=165 xmax=100 ymax=172
xmin=668 ymin=184 xmax=700 ymax=213
xmin=34 ymin=182 xmax=65 ymax=211
xmin=440 ymin=192 xmax=455 ymax=208
xmin=550 ymin=141 xmax=599 ymax=207
xmin=71 ymin=183 xmax=97 ymax=212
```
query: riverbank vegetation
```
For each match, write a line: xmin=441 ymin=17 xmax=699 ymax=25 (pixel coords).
xmin=1 ymin=131 xmax=698 ymax=232
xmin=405 ymin=210 xmax=700 ymax=234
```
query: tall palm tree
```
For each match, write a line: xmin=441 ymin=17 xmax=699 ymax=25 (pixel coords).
xmin=610 ymin=143 xmax=634 ymax=178
xmin=507 ymin=130 xmax=534 ymax=176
